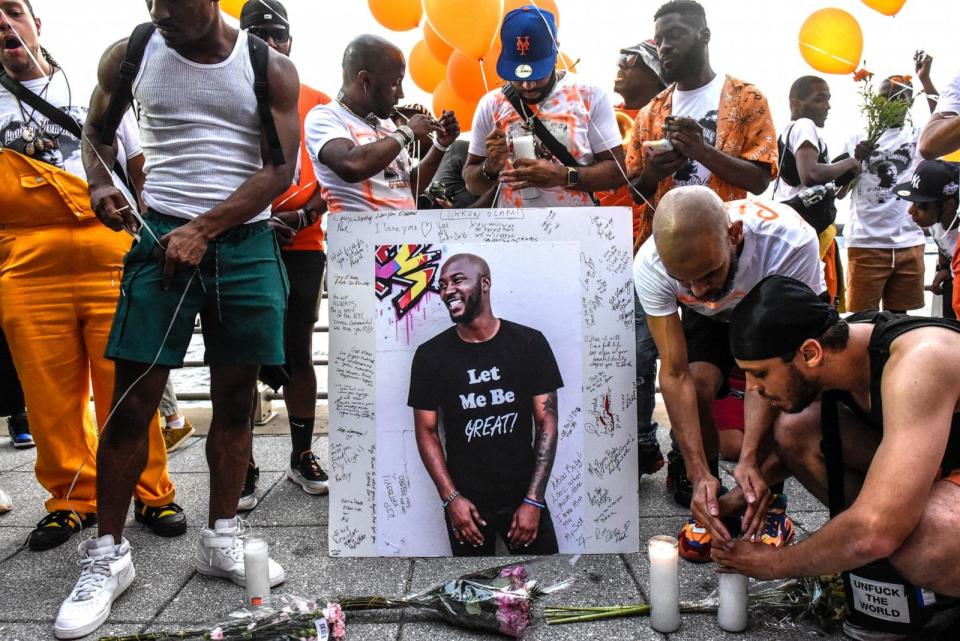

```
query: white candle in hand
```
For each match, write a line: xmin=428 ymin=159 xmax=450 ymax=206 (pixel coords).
xmin=648 ymin=535 xmax=680 ymax=633
xmin=718 ymin=573 xmax=749 ymax=632
xmin=244 ymin=538 xmax=271 ymax=607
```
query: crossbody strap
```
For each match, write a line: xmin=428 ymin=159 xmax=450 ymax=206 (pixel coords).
xmin=247 ymin=33 xmax=286 ymax=167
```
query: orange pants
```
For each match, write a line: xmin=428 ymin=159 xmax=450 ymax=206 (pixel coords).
xmin=0 ymin=219 xmax=174 ymax=514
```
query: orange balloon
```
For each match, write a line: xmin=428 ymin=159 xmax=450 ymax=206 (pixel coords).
xmin=424 ymin=0 xmax=504 ymax=60
xmin=798 ymin=8 xmax=863 ymax=75
xmin=432 ymin=80 xmax=478 ymax=133
xmin=423 ymin=23 xmax=455 ymax=63
xmin=556 ymin=52 xmax=578 ymax=73
xmin=942 ymin=149 xmax=960 ymax=163
xmin=408 ymin=40 xmax=446 ymax=93
xmin=503 ymin=0 xmax=560 ymax=29
xmin=368 ymin=0 xmax=423 ymax=31
xmin=481 ymin=39 xmax=503 ymax=84
xmin=861 ymin=0 xmax=908 ymax=16
xmin=447 ymin=50 xmax=493 ymax=102
xmin=220 ymin=0 xmax=245 ymax=19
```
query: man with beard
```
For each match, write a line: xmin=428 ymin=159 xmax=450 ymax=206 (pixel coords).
xmin=774 ymin=76 xmax=863 ymax=309
xmin=634 ymin=186 xmax=823 ymax=562
xmin=841 ymin=75 xmax=925 ymax=314
xmin=626 ymin=0 xmax=777 ymax=211
xmin=409 ymin=253 xmax=563 ymax=556
xmin=463 ymin=5 xmax=624 ymax=207
xmin=306 ymin=35 xmax=459 ymax=213
xmin=715 ymin=275 xmax=960 ymax=607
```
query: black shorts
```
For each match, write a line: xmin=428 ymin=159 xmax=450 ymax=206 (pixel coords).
xmin=281 ymin=250 xmax=326 ymax=328
xmin=444 ymin=501 xmax=559 ymax=557
xmin=681 ymin=306 xmax=733 ymax=396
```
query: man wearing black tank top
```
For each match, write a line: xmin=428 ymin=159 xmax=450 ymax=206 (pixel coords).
xmin=712 ymin=276 xmax=960 ymax=600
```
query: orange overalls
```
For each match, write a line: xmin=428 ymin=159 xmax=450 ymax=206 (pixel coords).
xmin=0 ymin=148 xmax=174 ymax=514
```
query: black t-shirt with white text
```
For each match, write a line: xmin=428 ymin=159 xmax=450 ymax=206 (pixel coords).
xmin=408 ymin=320 xmax=564 ymax=506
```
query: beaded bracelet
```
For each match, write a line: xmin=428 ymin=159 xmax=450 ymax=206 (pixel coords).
xmin=523 ymin=497 xmax=547 ymax=510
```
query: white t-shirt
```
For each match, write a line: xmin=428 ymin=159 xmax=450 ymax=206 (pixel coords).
xmin=774 ymin=118 xmax=824 ymax=201
xmin=936 ymin=71 xmax=960 ymax=115
xmin=931 ymin=221 xmax=959 ymax=261
xmin=668 ymin=73 xmax=724 ymax=188
xmin=304 ymin=101 xmax=415 ymax=213
xmin=634 ymin=198 xmax=825 ymax=320
xmin=0 ymin=70 xmax=140 ymax=180
xmin=469 ymin=72 xmax=620 ymax=208
xmin=844 ymin=127 xmax=923 ymax=249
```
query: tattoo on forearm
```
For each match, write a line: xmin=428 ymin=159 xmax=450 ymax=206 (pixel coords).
xmin=528 ymin=392 xmax=559 ymax=501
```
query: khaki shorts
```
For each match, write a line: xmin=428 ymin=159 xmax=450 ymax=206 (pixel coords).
xmin=846 ymin=245 xmax=925 ymax=312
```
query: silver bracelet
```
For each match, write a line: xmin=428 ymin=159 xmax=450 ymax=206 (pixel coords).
xmin=441 ymin=490 xmax=461 ymax=509
xmin=387 ymin=131 xmax=407 ymax=149
xmin=397 ymin=125 xmax=415 ymax=145
xmin=432 ymin=139 xmax=450 ymax=153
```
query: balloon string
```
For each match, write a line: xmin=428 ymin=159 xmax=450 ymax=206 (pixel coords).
xmin=525 ymin=0 xmax=656 ymax=212
xmin=478 ymin=57 xmax=491 ymax=95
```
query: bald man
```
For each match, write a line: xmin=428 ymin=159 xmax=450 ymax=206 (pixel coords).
xmin=409 ymin=254 xmax=563 ymax=556
xmin=305 ymin=34 xmax=459 ymax=213
xmin=634 ymin=186 xmax=824 ymax=562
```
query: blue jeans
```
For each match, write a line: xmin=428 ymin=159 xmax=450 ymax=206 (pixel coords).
xmin=635 ymin=292 xmax=659 ymax=447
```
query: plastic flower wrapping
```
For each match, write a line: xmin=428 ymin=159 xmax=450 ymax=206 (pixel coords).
xmin=97 ymin=595 xmax=347 ymax=641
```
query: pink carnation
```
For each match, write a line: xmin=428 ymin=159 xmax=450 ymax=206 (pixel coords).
xmin=495 ymin=592 xmax=531 ymax=638
xmin=209 ymin=628 xmax=224 ymax=640
xmin=323 ymin=602 xmax=347 ymax=640
xmin=499 ymin=565 xmax=529 ymax=590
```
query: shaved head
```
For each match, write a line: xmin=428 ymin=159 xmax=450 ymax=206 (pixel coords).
xmin=441 ymin=253 xmax=491 ymax=279
xmin=652 ymin=187 xmax=742 ymax=302
xmin=342 ymin=34 xmax=403 ymax=82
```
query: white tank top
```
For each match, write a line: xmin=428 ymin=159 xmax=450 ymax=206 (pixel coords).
xmin=134 ymin=30 xmax=269 ymax=222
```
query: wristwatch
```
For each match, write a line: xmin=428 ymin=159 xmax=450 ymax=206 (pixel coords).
xmin=566 ymin=166 xmax=580 ymax=187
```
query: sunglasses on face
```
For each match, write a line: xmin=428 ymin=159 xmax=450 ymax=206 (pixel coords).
xmin=617 ymin=50 xmax=640 ymax=68
xmin=248 ymin=25 xmax=290 ymax=44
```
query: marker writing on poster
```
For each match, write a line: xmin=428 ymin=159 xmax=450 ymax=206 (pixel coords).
xmin=559 ymin=407 xmax=581 ymax=441
xmin=335 ymin=383 xmax=374 ymax=420
xmin=329 ymin=238 xmax=369 ymax=269
xmin=590 ymin=215 xmax=616 ymax=241
xmin=333 ymin=347 xmax=374 ymax=386
xmin=330 ymin=294 xmax=373 ymax=335
xmin=586 ymin=436 xmax=634 ymax=479
xmin=609 ymin=280 xmax=633 ymax=329
xmin=382 ymin=472 xmax=412 ymax=520
xmin=586 ymin=334 xmax=631 ymax=369
xmin=550 ymin=454 xmax=585 ymax=545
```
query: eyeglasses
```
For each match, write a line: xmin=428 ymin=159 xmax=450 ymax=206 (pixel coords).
xmin=617 ymin=50 xmax=640 ymax=68
xmin=248 ymin=25 xmax=290 ymax=44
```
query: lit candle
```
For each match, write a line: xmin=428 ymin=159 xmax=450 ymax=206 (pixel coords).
xmin=718 ymin=573 xmax=748 ymax=632
xmin=648 ymin=535 xmax=680 ymax=633
xmin=244 ymin=537 xmax=271 ymax=607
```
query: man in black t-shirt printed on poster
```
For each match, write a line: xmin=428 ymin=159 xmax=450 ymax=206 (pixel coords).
xmin=408 ymin=253 xmax=563 ymax=556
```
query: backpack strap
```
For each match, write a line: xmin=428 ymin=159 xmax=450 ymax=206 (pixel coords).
xmin=247 ymin=33 xmax=286 ymax=167
xmin=99 ymin=22 xmax=156 ymax=146
xmin=503 ymin=83 xmax=579 ymax=168
xmin=820 ymin=390 xmax=847 ymax=518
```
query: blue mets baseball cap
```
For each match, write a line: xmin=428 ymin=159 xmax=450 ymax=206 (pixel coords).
xmin=496 ymin=6 xmax=558 ymax=82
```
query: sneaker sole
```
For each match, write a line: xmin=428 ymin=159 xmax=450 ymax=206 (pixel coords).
xmin=164 ymin=426 xmax=196 ymax=453
xmin=53 ymin=566 xmax=135 ymax=639
xmin=12 ymin=440 xmax=35 ymax=449
xmin=29 ymin=516 xmax=97 ymax=552
xmin=287 ymin=469 xmax=329 ymax=495
xmin=195 ymin=561 xmax=286 ymax=588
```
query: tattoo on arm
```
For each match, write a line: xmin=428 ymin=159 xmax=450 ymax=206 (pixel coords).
xmin=528 ymin=392 xmax=559 ymax=502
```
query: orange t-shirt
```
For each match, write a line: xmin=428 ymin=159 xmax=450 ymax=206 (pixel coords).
xmin=276 ymin=84 xmax=331 ymax=252
xmin=596 ymin=105 xmax=647 ymax=250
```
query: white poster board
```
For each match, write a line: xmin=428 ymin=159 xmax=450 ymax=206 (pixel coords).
xmin=327 ymin=207 xmax=638 ymax=557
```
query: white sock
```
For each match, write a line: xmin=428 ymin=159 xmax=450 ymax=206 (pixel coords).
xmin=166 ymin=416 xmax=185 ymax=428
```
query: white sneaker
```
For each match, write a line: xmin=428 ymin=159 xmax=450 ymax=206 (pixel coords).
xmin=0 ymin=487 xmax=12 ymax=513
xmin=195 ymin=518 xmax=285 ymax=587
xmin=54 ymin=535 xmax=135 ymax=639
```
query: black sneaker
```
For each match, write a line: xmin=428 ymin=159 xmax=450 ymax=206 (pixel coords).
xmin=666 ymin=450 xmax=694 ymax=508
xmin=238 ymin=462 xmax=259 ymax=512
xmin=7 ymin=412 xmax=34 ymax=449
xmin=638 ymin=441 xmax=665 ymax=478
xmin=287 ymin=451 xmax=329 ymax=495
xmin=29 ymin=510 xmax=96 ymax=551
xmin=133 ymin=499 xmax=187 ymax=537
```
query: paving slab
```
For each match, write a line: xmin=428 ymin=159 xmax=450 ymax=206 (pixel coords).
xmin=0 ymin=622 xmax=144 ymax=641
xmin=0 ymin=438 xmax=38 ymax=472
xmin=245 ymin=472 xmax=329 ymax=527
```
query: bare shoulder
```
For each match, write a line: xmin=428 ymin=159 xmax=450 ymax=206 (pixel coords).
xmin=266 ymin=47 xmax=299 ymax=85
xmin=887 ymin=326 xmax=960 ymax=381
xmin=96 ymin=38 xmax=131 ymax=91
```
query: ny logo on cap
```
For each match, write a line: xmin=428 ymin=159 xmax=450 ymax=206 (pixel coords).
xmin=516 ymin=36 xmax=531 ymax=56
xmin=911 ymin=174 xmax=922 ymax=189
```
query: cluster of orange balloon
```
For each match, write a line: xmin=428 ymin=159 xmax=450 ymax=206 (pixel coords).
xmin=798 ymin=1 xmax=909 ymax=76
xmin=370 ymin=0 xmax=572 ymax=133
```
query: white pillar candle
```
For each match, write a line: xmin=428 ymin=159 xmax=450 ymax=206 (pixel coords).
xmin=244 ymin=537 xmax=271 ymax=607
xmin=718 ymin=573 xmax=749 ymax=632
xmin=648 ymin=535 xmax=680 ymax=633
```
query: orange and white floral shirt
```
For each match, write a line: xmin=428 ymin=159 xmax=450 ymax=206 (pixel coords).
xmin=625 ymin=75 xmax=779 ymax=214
xmin=305 ymin=101 xmax=415 ymax=213
xmin=469 ymin=72 xmax=621 ymax=208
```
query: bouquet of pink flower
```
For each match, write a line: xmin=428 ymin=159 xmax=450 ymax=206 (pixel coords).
xmin=98 ymin=596 xmax=347 ymax=641
xmin=340 ymin=560 xmax=569 ymax=638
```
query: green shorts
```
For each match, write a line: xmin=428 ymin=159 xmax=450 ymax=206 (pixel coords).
xmin=106 ymin=211 xmax=288 ymax=367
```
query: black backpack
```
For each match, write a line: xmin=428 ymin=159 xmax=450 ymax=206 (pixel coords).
xmin=98 ymin=23 xmax=285 ymax=166
xmin=775 ymin=122 xmax=836 ymax=234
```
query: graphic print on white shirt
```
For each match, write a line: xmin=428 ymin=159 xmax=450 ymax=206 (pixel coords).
xmin=669 ymin=74 xmax=724 ymax=188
